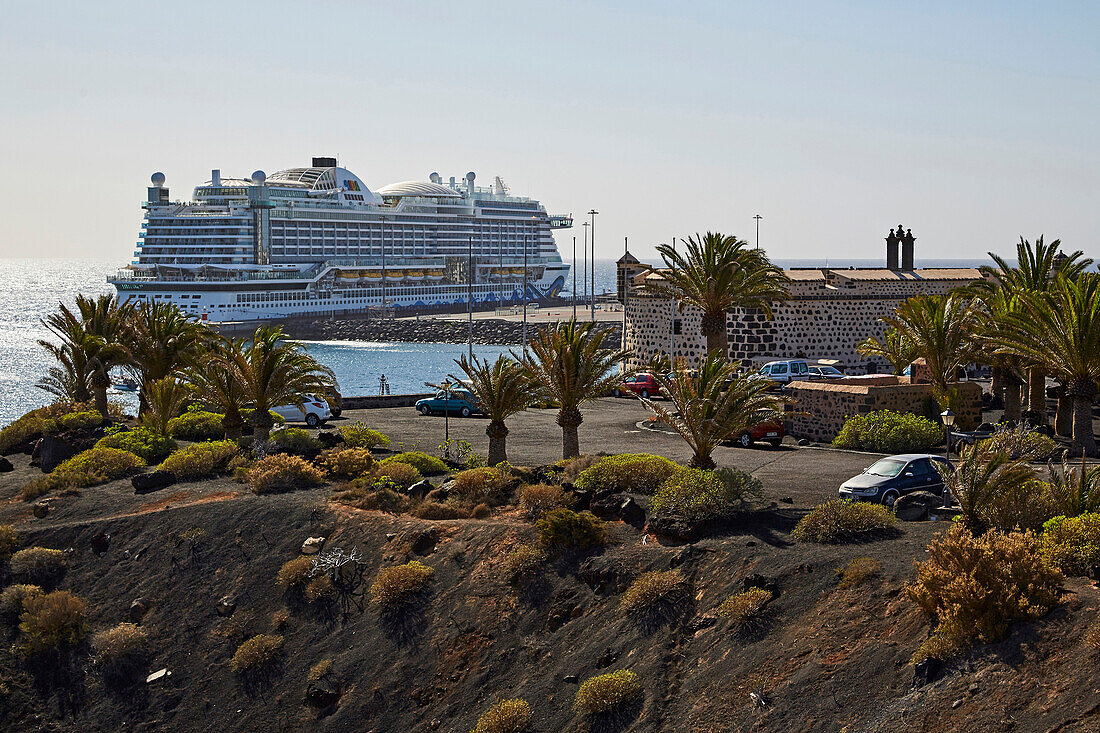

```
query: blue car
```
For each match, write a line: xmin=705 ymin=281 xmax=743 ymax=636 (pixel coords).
xmin=415 ymin=388 xmax=482 ymax=417
xmin=838 ymin=454 xmax=951 ymax=506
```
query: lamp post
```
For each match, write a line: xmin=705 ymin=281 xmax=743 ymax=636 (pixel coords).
xmin=754 ymin=214 xmax=762 ymax=250
xmin=582 ymin=222 xmax=589 ymax=319
xmin=588 ymin=209 xmax=598 ymax=321
xmin=940 ymin=408 xmax=956 ymax=460
xmin=522 ymin=228 xmax=528 ymax=349
xmin=467 ymin=234 xmax=474 ymax=359
xmin=379 ymin=216 xmax=387 ymax=318
xmin=572 ymin=235 xmax=577 ymax=320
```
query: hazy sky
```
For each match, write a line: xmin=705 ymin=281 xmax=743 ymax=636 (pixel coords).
xmin=1 ymin=1 xmax=1097 ymax=264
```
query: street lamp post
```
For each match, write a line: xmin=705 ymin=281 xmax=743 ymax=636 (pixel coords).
xmin=588 ymin=209 xmax=598 ymax=321
xmin=467 ymin=234 xmax=474 ymax=359
xmin=940 ymin=408 xmax=956 ymax=460
xmin=379 ymin=216 xmax=387 ymax=318
xmin=572 ymin=235 xmax=577 ymax=320
xmin=522 ymin=228 xmax=528 ymax=349
xmin=754 ymin=214 xmax=762 ymax=250
xmin=582 ymin=222 xmax=589 ymax=319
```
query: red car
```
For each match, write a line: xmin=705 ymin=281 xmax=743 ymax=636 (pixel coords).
xmin=733 ymin=417 xmax=785 ymax=448
xmin=614 ymin=372 xmax=662 ymax=398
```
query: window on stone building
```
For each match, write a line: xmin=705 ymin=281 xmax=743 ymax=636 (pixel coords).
xmin=673 ymin=319 xmax=682 ymax=335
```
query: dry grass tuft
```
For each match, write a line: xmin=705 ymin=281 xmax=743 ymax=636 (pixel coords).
xmin=248 ymin=454 xmax=324 ymax=494
xmin=715 ymin=587 xmax=773 ymax=627
xmin=573 ymin=670 xmax=642 ymax=714
xmin=792 ymin=500 xmax=898 ymax=543
xmin=471 ymin=698 xmax=531 ymax=733
xmin=619 ymin=570 xmax=687 ymax=616
xmin=18 ymin=590 xmax=88 ymax=656
xmin=230 ymin=633 xmax=284 ymax=673
xmin=518 ymin=483 xmax=572 ymax=521
xmin=836 ymin=557 xmax=881 ymax=589
xmin=370 ymin=561 xmax=435 ymax=607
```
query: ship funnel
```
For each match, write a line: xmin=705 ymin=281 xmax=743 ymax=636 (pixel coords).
xmin=150 ymin=172 xmax=166 ymax=187
xmin=430 ymin=172 xmax=441 ymax=184
xmin=465 ymin=171 xmax=475 ymax=194
xmin=211 ymin=169 xmax=221 ymax=186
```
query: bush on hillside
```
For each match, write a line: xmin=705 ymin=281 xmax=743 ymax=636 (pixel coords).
xmin=370 ymin=561 xmax=434 ymax=607
xmin=832 ymin=410 xmax=942 ymax=453
xmin=980 ymin=424 xmax=1058 ymax=461
xmin=792 ymin=500 xmax=898 ymax=543
xmin=159 ymin=440 xmax=239 ymax=480
xmin=356 ymin=461 xmax=421 ymax=490
xmin=573 ymin=670 xmax=642 ymax=715
xmin=537 ymin=508 xmax=607 ymax=550
xmin=270 ymin=427 xmax=322 ymax=454
xmin=9 ymin=547 xmax=67 ymax=587
xmin=230 ymin=633 xmax=284 ymax=674
xmin=0 ymin=402 xmax=119 ymax=453
xmin=339 ymin=422 xmax=390 ymax=449
xmin=383 ymin=451 xmax=448 ymax=476
xmin=650 ymin=466 xmax=763 ymax=520
xmin=518 ymin=483 xmax=572 ymax=521
xmin=18 ymin=590 xmax=88 ymax=656
xmin=836 ymin=557 xmax=881 ymax=589
xmin=1041 ymin=513 xmax=1100 ymax=577
xmin=92 ymin=622 xmax=152 ymax=684
xmin=0 ymin=524 xmax=18 ymax=564
xmin=471 ymin=698 xmax=532 ymax=733
xmin=0 ymin=584 xmax=43 ymax=622
xmin=47 ymin=446 xmax=146 ymax=488
xmin=907 ymin=524 xmax=1062 ymax=661
xmin=240 ymin=408 xmax=285 ymax=427
xmin=167 ymin=409 xmax=224 ymax=441
xmin=248 ymin=454 xmax=325 ymax=494
xmin=317 ymin=447 xmax=374 ymax=479
xmin=275 ymin=556 xmax=315 ymax=591
xmin=503 ymin=544 xmax=546 ymax=584
xmin=334 ymin=483 xmax=414 ymax=513
xmin=715 ymin=587 xmax=772 ymax=627
xmin=96 ymin=427 xmax=177 ymax=463
xmin=410 ymin=500 xmax=470 ymax=520
xmin=985 ymin=478 xmax=1058 ymax=532
xmin=574 ymin=453 xmax=679 ymax=496
xmin=555 ymin=454 xmax=599 ymax=484
xmin=450 ymin=465 xmax=513 ymax=506
xmin=619 ymin=570 xmax=687 ymax=617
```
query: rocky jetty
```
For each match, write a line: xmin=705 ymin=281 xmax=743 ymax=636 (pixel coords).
xmin=282 ymin=317 xmax=623 ymax=346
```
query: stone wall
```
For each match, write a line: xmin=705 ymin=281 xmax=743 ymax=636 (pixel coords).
xmin=783 ymin=377 xmax=983 ymax=443
xmin=624 ymin=268 xmax=982 ymax=372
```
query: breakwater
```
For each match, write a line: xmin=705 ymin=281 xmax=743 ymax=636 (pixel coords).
xmin=281 ymin=317 xmax=624 ymax=346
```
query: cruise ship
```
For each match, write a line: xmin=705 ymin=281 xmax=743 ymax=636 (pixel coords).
xmin=109 ymin=157 xmax=572 ymax=322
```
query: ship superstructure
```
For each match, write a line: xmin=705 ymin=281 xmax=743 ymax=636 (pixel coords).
xmin=109 ymin=158 xmax=571 ymax=322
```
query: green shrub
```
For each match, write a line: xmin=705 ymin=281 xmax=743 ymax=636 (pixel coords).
xmin=357 ymin=461 xmax=421 ymax=490
xmin=574 ymin=453 xmax=679 ymax=495
xmin=619 ymin=570 xmax=687 ymax=616
xmin=339 ymin=421 xmax=389 ymax=449
xmin=159 ymin=440 xmax=239 ymax=480
xmin=91 ymin=622 xmax=152 ymax=684
xmin=836 ymin=557 xmax=881 ymax=589
xmin=241 ymin=408 xmax=285 ymax=427
xmin=518 ymin=483 xmax=572 ymax=520
xmin=980 ymin=425 xmax=1058 ymax=461
xmin=248 ymin=454 xmax=325 ymax=494
xmin=1042 ymin=513 xmax=1100 ymax=576
xmin=48 ymin=446 xmax=146 ymax=488
xmin=536 ymin=508 xmax=607 ymax=550
xmin=503 ymin=544 xmax=546 ymax=584
xmin=908 ymin=524 xmax=1062 ymax=661
xmin=383 ymin=451 xmax=448 ymax=476
xmin=55 ymin=410 xmax=104 ymax=432
xmin=9 ymin=547 xmax=67 ymax=586
xmin=451 ymin=465 xmax=513 ymax=505
xmin=792 ymin=500 xmax=898 ymax=543
xmin=270 ymin=427 xmax=322 ymax=454
xmin=0 ymin=402 xmax=110 ymax=453
xmin=573 ymin=670 xmax=642 ymax=714
xmin=0 ymin=408 xmax=55 ymax=453
xmin=230 ymin=634 xmax=284 ymax=673
xmin=986 ymin=478 xmax=1058 ymax=532
xmin=275 ymin=556 xmax=315 ymax=591
xmin=832 ymin=410 xmax=942 ymax=453
xmin=715 ymin=587 xmax=772 ymax=627
xmin=471 ymin=698 xmax=532 ymax=733
xmin=18 ymin=590 xmax=88 ymax=656
xmin=0 ymin=524 xmax=18 ymax=564
xmin=370 ymin=561 xmax=434 ymax=607
xmin=167 ymin=409 xmax=224 ymax=441
xmin=95 ymin=427 xmax=177 ymax=463
xmin=0 ymin=584 xmax=42 ymax=622
xmin=318 ymin=447 xmax=374 ymax=479
xmin=650 ymin=466 xmax=763 ymax=520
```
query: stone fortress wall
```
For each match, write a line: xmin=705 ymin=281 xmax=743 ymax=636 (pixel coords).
xmin=623 ymin=265 xmax=984 ymax=372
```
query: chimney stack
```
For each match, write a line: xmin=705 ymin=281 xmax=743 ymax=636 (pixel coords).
xmin=885 ymin=227 xmax=900 ymax=270
xmin=901 ymin=227 xmax=915 ymax=270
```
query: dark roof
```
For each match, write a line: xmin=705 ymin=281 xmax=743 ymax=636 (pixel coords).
xmin=617 ymin=251 xmax=640 ymax=264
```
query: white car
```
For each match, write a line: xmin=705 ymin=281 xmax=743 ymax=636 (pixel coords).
xmin=808 ymin=365 xmax=845 ymax=379
xmin=272 ymin=400 xmax=332 ymax=428
xmin=757 ymin=359 xmax=809 ymax=385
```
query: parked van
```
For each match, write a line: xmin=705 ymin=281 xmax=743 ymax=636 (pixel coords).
xmin=757 ymin=359 xmax=810 ymax=385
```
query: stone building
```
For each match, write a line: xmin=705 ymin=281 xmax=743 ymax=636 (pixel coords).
xmin=621 ymin=232 xmax=986 ymax=372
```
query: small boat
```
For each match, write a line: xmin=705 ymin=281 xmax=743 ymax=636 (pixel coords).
xmin=112 ymin=378 xmax=139 ymax=392
xmin=362 ymin=271 xmax=383 ymax=281
xmin=335 ymin=270 xmax=358 ymax=283
xmin=404 ymin=270 xmax=425 ymax=282
xmin=425 ymin=270 xmax=445 ymax=281
xmin=384 ymin=271 xmax=404 ymax=283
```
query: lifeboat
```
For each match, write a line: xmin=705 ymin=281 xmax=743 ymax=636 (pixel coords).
xmin=404 ymin=270 xmax=425 ymax=282
xmin=335 ymin=270 xmax=358 ymax=284
xmin=510 ymin=268 xmax=527 ymax=277
xmin=425 ymin=270 xmax=445 ymax=281
xmin=384 ymin=271 xmax=404 ymax=283
xmin=362 ymin=270 xmax=383 ymax=281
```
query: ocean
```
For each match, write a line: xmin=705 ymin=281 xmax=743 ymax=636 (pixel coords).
xmin=0 ymin=257 xmax=989 ymax=427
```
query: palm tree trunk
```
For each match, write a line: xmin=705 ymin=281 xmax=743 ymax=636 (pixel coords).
xmin=222 ymin=412 xmax=245 ymax=441
xmin=91 ymin=371 xmax=110 ymax=420
xmin=486 ymin=420 xmax=508 ymax=466
xmin=556 ymin=406 xmax=583 ymax=459
xmin=1027 ymin=366 xmax=1047 ymax=423
xmin=1003 ymin=380 xmax=1022 ymax=422
xmin=701 ymin=312 xmax=728 ymax=359
xmin=1069 ymin=378 xmax=1097 ymax=458
xmin=252 ymin=414 xmax=273 ymax=455
xmin=688 ymin=453 xmax=716 ymax=470
xmin=1055 ymin=389 xmax=1073 ymax=438
xmin=990 ymin=366 xmax=1006 ymax=409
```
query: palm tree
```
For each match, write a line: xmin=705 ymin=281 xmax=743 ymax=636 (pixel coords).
xmin=936 ymin=441 xmax=1037 ymax=535
xmin=647 ymin=232 xmax=789 ymax=358
xmin=996 ymin=274 xmax=1100 ymax=457
xmin=184 ymin=338 xmax=249 ymax=439
xmin=856 ymin=327 xmax=918 ymax=376
xmin=1047 ymin=451 xmax=1100 ymax=517
xmin=967 ymin=286 xmax=1026 ymax=421
xmin=140 ymin=377 xmax=190 ymax=436
xmin=883 ymin=293 xmax=979 ymax=409
xmin=643 ymin=350 xmax=787 ymax=469
xmin=128 ymin=301 xmax=206 ymax=416
xmin=980 ymin=236 xmax=1093 ymax=419
xmin=38 ymin=303 xmax=93 ymax=404
xmin=217 ymin=326 xmax=335 ymax=448
xmin=517 ymin=320 xmax=627 ymax=459
xmin=451 ymin=354 xmax=534 ymax=466
xmin=68 ymin=295 xmax=135 ymax=419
